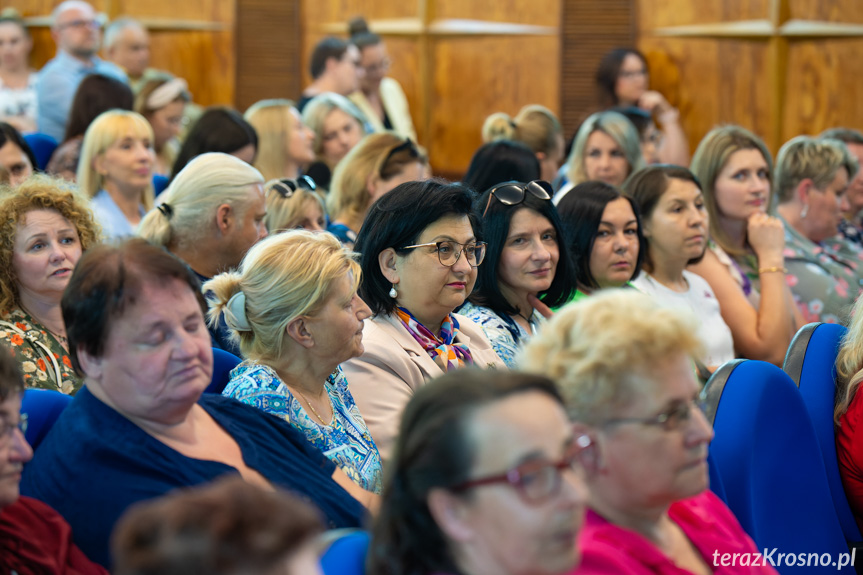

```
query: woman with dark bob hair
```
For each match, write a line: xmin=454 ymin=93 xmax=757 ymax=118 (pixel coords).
xmin=20 ymin=239 xmax=370 ymax=568
xmin=170 ymin=107 xmax=258 ymax=180
xmin=459 ymin=180 xmax=576 ymax=367
xmin=368 ymin=369 xmax=588 ymax=575
xmin=342 ymin=180 xmax=505 ymax=461
xmin=556 ymin=181 xmax=645 ymax=304
xmin=462 ymin=140 xmax=541 ymax=197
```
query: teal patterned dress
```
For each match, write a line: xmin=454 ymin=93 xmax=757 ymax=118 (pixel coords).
xmin=223 ymin=361 xmax=382 ymax=493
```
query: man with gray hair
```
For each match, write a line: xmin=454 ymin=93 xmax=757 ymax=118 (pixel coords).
xmin=36 ymin=1 xmax=127 ymax=141
xmin=103 ymin=17 xmax=152 ymax=92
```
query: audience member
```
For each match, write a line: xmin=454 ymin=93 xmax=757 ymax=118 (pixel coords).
xmin=298 ymin=37 xmax=363 ymax=112
xmin=348 ymin=17 xmax=416 ymax=140
xmin=170 ymin=107 xmax=257 ymax=180
xmin=244 ymin=99 xmax=315 ymax=181
xmin=556 ymin=181 xmax=645 ymax=303
xmin=463 ymin=140 xmax=541 ymax=197
xmin=20 ymin=239 xmax=371 ymax=568
xmin=46 ymin=73 xmax=134 ymax=181
xmin=520 ymin=291 xmax=778 ymax=574
xmin=302 ymin=92 xmax=367 ymax=191
xmin=459 ymin=180 xmax=575 ymax=367
xmin=77 ymin=110 xmax=155 ymax=239
xmin=611 ymin=106 xmax=661 ymax=164
xmin=821 ymin=127 xmax=863 ymax=246
xmin=0 ymin=10 xmax=37 ymax=133
xmin=626 ymin=165 xmax=734 ymax=369
xmin=688 ymin=125 xmax=800 ymax=365
xmin=835 ymin=293 xmax=863 ymax=534
xmin=134 ymin=73 xmax=190 ymax=176
xmin=37 ymin=1 xmax=127 ymax=142
xmin=482 ymin=104 xmax=565 ymax=183
xmin=0 ymin=345 xmax=108 ymax=574
xmin=137 ymin=152 xmax=267 ymax=354
xmin=368 ymin=370 xmax=588 ymax=575
xmin=596 ymin=47 xmax=688 ymax=165
xmin=208 ymin=231 xmax=383 ymax=494
xmin=555 ymin=110 xmax=644 ymax=203
xmin=774 ymin=135 xmax=861 ymax=324
xmin=0 ymin=174 xmax=100 ymax=394
xmin=102 ymin=17 xmax=150 ymax=91
xmin=112 ymin=477 xmax=324 ymax=575
xmin=328 ymin=133 xmax=426 ymax=246
xmin=342 ymin=180 xmax=505 ymax=460
xmin=0 ymin=121 xmax=35 ymax=186
xmin=263 ymin=176 xmax=326 ymax=232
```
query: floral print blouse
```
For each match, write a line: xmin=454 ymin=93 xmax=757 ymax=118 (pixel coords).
xmin=223 ymin=361 xmax=383 ymax=494
xmin=0 ymin=307 xmax=82 ymax=395
xmin=457 ymin=302 xmax=541 ymax=369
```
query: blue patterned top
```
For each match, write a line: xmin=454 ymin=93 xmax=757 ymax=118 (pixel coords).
xmin=457 ymin=302 xmax=540 ymax=368
xmin=223 ymin=362 xmax=383 ymax=493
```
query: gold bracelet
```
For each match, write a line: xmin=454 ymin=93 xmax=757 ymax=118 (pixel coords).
xmin=758 ymin=266 xmax=787 ymax=274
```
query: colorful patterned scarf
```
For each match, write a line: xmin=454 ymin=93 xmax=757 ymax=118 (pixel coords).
xmin=395 ymin=307 xmax=474 ymax=372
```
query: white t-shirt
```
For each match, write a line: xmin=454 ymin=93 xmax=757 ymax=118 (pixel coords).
xmin=632 ymin=270 xmax=735 ymax=368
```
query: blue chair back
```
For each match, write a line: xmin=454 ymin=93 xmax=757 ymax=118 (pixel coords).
xmin=703 ymin=359 xmax=853 ymax=573
xmin=783 ymin=322 xmax=862 ymax=543
xmin=320 ymin=530 xmax=369 ymax=575
xmin=22 ymin=132 xmax=58 ymax=171
xmin=21 ymin=388 xmax=72 ymax=450
xmin=153 ymin=174 xmax=169 ymax=198
xmin=205 ymin=348 xmax=242 ymax=395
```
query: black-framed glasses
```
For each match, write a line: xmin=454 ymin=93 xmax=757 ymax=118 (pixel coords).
xmin=603 ymin=398 xmax=707 ymax=432
xmin=381 ymin=139 xmax=419 ymax=177
xmin=449 ymin=434 xmax=594 ymax=504
xmin=483 ymin=180 xmax=552 ymax=217
xmin=398 ymin=240 xmax=487 ymax=267
xmin=269 ymin=176 xmax=316 ymax=199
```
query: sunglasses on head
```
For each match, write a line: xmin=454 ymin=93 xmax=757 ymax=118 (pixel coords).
xmin=482 ymin=180 xmax=553 ymax=217
xmin=381 ymin=139 xmax=419 ymax=176
xmin=270 ymin=175 xmax=316 ymax=199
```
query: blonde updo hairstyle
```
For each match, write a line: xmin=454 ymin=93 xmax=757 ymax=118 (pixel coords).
xmin=518 ymin=290 xmax=703 ymax=425
xmin=137 ymin=152 xmax=264 ymax=251
xmin=263 ymin=178 xmax=326 ymax=233
xmin=482 ymin=104 xmax=563 ymax=158
xmin=203 ymin=230 xmax=361 ymax=362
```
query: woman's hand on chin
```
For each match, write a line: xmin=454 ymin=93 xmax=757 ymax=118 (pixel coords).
xmin=528 ymin=294 xmax=554 ymax=319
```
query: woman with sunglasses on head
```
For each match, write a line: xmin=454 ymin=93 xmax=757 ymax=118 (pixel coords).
xmin=459 ymin=180 xmax=576 ymax=367
xmin=342 ymin=180 xmax=505 ymax=461
xmin=263 ymin=176 xmax=326 ymax=233
xmin=521 ymin=290 xmax=778 ymax=575
xmin=556 ymin=181 xmax=646 ymax=304
xmin=327 ymin=132 xmax=427 ymax=246
xmin=369 ymin=369 xmax=588 ymax=575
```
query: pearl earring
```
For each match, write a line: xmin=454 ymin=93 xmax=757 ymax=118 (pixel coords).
xmin=389 ymin=285 xmax=398 ymax=298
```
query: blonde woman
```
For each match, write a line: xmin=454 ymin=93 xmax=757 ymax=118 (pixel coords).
xmin=482 ymin=104 xmax=565 ymax=183
xmin=327 ymin=132 xmax=426 ymax=246
xmin=207 ymin=230 xmax=382 ymax=493
xmin=244 ymin=99 xmax=316 ymax=181
xmin=301 ymin=93 xmax=367 ymax=190
xmin=554 ymin=110 xmax=644 ymax=204
xmin=134 ymin=74 xmax=191 ymax=176
xmin=77 ymin=110 xmax=155 ymax=239
xmin=263 ymin=176 xmax=326 ymax=232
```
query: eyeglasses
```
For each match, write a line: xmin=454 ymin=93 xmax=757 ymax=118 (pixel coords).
xmin=58 ymin=18 xmax=101 ymax=30
xmin=380 ymin=139 xmax=419 ymax=177
xmin=363 ymin=58 xmax=391 ymax=75
xmin=619 ymin=68 xmax=647 ymax=79
xmin=450 ymin=434 xmax=594 ymax=504
xmin=603 ymin=398 xmax=706 ymax=432
xmin=269 ymin=176 xmax=316 ymax=199
xmin=398 ymin=240 xmax=487 ymax=267
xmin=0 ymin=412 xmax=27 ymax=444
xmin=482 ymin=180 xmax=552 ymax=217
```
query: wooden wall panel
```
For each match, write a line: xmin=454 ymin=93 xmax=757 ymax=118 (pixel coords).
xmin=638 ymin=0 xmax=770 ymax=30
xmin=788 ymin=0 xmax=862 ymax=21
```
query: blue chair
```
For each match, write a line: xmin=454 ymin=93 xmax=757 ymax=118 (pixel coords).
xmin=205 ymin=348 xmax=242 ymax=395
xmin=783 ymin=322 xmax=862 ymax=544
xmin=22 ymin=132 xmax=58 ymax=171
xmin=21 ymin=388 xmax=72 ymax=450
xmin=153 ymin=174 xmax=169 ymax=198
xmin=320 ymin=530 xmax=369 ymax=575
xmin=703 ymin=359 xmax=853 ymax=573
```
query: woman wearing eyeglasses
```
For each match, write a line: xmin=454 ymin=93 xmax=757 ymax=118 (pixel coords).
xmin=342 ymin=180 xmax=505 ymax=461
xmin=521 ymin=291 xmax=777 ymax=575
xmin=244 ymin=99 xmax=316 ymax=181
xmin=369 ymin=369 xmax=588 ymax=575
xmin=263 ymin=176 xmax=326 ymax=233
xmin=459 ymin=180 xmax=576 ymax=368
xmin=327 ymin=132 xmax=427 ymax=246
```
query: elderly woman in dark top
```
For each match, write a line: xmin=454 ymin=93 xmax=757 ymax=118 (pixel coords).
xmin=20 ymin=239 xmax=371 ymax=569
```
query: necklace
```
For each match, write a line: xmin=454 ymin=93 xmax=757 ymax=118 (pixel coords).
xmin=20 ymin=305 xmax=67 ymax=346
xmin=294 ymin=388 xmax=331 ymax=426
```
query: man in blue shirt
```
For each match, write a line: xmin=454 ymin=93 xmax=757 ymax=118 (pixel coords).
xmin=36 ymin=1 xmax=127 ymax=141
